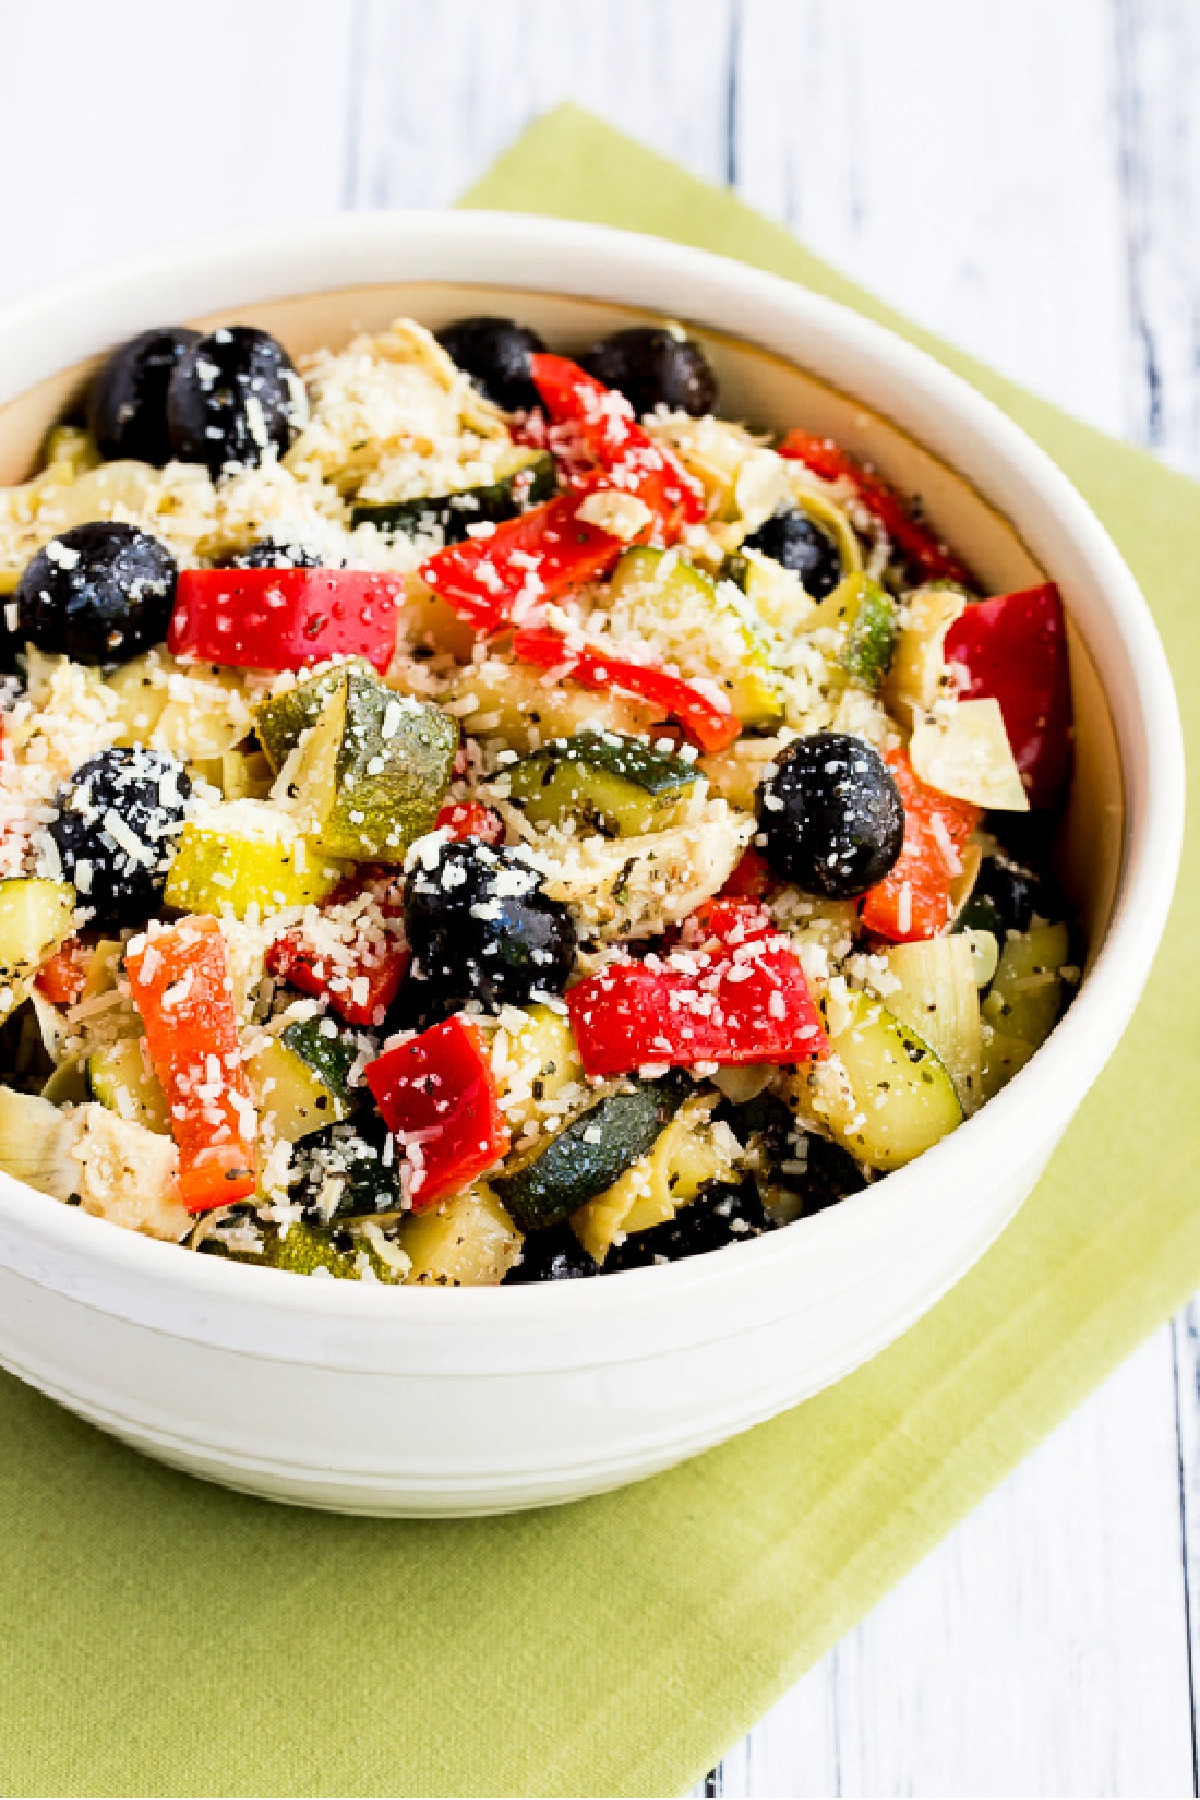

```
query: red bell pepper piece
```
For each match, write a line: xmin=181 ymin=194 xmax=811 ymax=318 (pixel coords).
xmin=511 ymin=625 xmax=740 ymax=754
xmin=943 ymin=582 xmax=1072 ymax=808
xmin=418 ymin=493 xmax=634 ymax=633
xmin=860 ymin=751 xmax=981 ymax=943
xmin=566 ymin=926 xmax=827 ymax=1080
xmin=267 ymin=870 xmax=409 ymax=1028
xmin=364 ymin=1015 xmax=510 ymax=1209
xmin=778 ymin=428 xmax=975 ymax=587
xmin=718 ymin=846 xmax=774 ymax=900
xmin=529 ymin=353 xmax=706 ymax=538
xmin=34 ymin=937 xmax=90 ymax=1006
xmin=167 ymin=568 xmax=405 ymax=674
xmin=434 ymin=800 xmax=505 ymax=844
xmin=125 ymin=915 xmax=256 ymax=1211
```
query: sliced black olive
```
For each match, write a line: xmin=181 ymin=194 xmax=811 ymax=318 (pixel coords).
xmin=503 ymin=1223 xmax=601 ymax=1283
xmin=15 ymin=521 xmax=177 ymax=665
xmin=580 ymin=325 xmax=717 ymax=418
xmin=956 ymin=851 xmax=1049 ymax=939
xmin=757 ymin=731 xmax=904 ymax=898
xmin=166 ymin=326 xmax=305 ymax=473
xmin=403 ymin=840 xmax=577 ymax=1020
xmin=434 ymin=316 xmax=546 ymax=412
xmin=742 ymin=508 xmax=842 ymax=599
xmin=88 ymin=327 xmax=202 ymax=465
xmin=732 ymin=1093 xmax=866 ymax=1218
xmin=48 ymin=746 xmax=191 ymax=930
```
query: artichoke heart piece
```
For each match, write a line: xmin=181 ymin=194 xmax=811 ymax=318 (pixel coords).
xmin=603 ymin=545 xmax=782 ymax=728
xmin=272 ymin=669 xmax=458 ymax=863
xmin=804 ymin=571 xmax=896 ymax=692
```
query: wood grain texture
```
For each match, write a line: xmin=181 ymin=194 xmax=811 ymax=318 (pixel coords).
xmin=0 ymin=1 xmax=1196 ymax=1792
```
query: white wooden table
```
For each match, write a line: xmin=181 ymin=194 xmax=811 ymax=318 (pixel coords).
xmin=1 ymin=3 xmax=1196 ymax=1792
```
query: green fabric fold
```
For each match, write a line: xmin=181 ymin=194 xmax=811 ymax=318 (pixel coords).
xmin=0 ymin=106 xmax=1196 ymax=1799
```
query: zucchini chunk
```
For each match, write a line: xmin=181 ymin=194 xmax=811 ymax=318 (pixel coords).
xmin=398 ymin=1183 xmax=524 ymax=1286
xmin=252 ymin=661 xmax=374 ymax=774
xmin=981 ymin=920 xmax=1071 ymax=1100
xmin=570 ymin=1093 xmax=742 ymax=1264
xmin=349 ymin=450 xmax=556 ymax=541
xmin=203 ymin=1216 xmax=406 ymax=1283
xmin=0 ymin=878 xmax=76 ymax=1016
xmin=290 ymin=1119 xmax=403 ymax=1224
xmin=247 ymin=1019 xmax=356 ymax=1145
xmin=603 ymin=545 xmax=783 ymax=727
xmin=87 ymin=1037 xmax=170 ymax=1134
xmin=492 ymin=1003 xmax=585 ymax=1133
xmin=492 ymin=1072 xmax=691 ymax=1233
xmin=804 ymin=571 xmax=896 ymax=692
xmin=273 ymin=669 xmax=459 ymax=863
xmin=505 ymin=730 xmax=699 ymax=837
xmin=803 ymin=991 xmax=962 ymax=1171
xmin=0 ymin=1084 xmax=82 ymax=1199
xmin=885 ymin=935 xmax=983 ymax=1115
xmin=164 ymin=800 xmax=346 ymax=917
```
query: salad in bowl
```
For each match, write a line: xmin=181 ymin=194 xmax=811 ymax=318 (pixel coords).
xmin=0 ymin=306 xmax=1077 ymax=1291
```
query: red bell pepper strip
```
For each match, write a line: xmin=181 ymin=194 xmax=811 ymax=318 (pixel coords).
xmin=434 ymin=800 xmax=505 ymax=844
xmin=34 ymin=937 xmax=90 ymax=1006
xmin=860 ymin=751 xmax=981 ymax=944
xmin=511 ymin=625 xmax=741 ymax=754
xmin=529 ymin=353 xmax=706 ymax=538
xmin=943 ymin=582 xmax=1072 ymax=808
xmin=167 ymin=569 xmax=405 ymax=674
xmin=778 ymin=428 xmax=975 ymax=587
xmin=267 ymin=871 xmax=408 ymax=1029
xmin=125 ymin=915 xmax=256 ymax=1211
xmin=364 ymin=1014 xmax=510 ymax=1210
xmin=566 ymin=928 xmax=827 ymax=1079
xmin=418 ymin=493 xmax=634 ymax=633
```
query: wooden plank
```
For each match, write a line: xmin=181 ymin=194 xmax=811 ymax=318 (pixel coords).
xmin=348 ymin=0 xmax=736 ymax=207
xmin=0 ymin=0 xmax=352 ymax=306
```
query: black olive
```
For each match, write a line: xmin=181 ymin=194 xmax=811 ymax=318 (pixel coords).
xmin=732 ymin=1093 xmax=866 ymax=1218
xmin=88 ymin=327 xmax=202 ymax=465
xmin=403 ymin=840 xmax=577 ymax=1019
xmin=218 ymin=538 xmax=332 ymax=570
xmin=579 ymin=325 xmax=717 ymax=418
xmin=742 ymin=508 xmax=842 ymax=600
xmin=956 ymin=852 xmax=1048 ymax=939
xmin=504 ymin=1223 xmax=601 ymax=1283
xmin=165 ymin=326 xmax=305 ymax=473
xmin=758 ymin=731 xmax=905 ymax=898
xmin=15 ymin=521 xmax=177 ymax=665
xmin=48 ymin=746 xmax=191 ymax=930
xmin=434 ymin=316 xmax=546 ymax=412
xmin=605 ymin=1178 xmax=775 ymax=1269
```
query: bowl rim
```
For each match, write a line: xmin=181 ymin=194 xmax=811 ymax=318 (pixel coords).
xmin=0 ymin=209 xmax=1184 ymax=1328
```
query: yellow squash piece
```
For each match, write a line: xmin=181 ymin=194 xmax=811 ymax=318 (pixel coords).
xmin=164 ymin=801 xmax=345 ymax=919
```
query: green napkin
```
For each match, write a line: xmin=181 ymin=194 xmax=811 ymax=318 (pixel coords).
xmin=1 ymin=106 xmax=1197 ymax=1800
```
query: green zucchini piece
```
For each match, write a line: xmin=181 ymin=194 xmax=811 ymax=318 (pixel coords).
xmin=805 ymin=991 xmax=962 ymax=1171
xmin=164 ymin=801 xmax=346 ymax=917
xmin=248 ymin=1032 xmax=350 ymax=1145
xmin=280 ymin=1016 xmax=358 ymax=1104
xmin=492 ymin=1072 xmax=690 ymax=1233
xmin=604 ymin=545 xmax=783 ymax=727
xmin=571 ymin=1093 xmax=740 ymax=1263
xmin=349 ymin=450 xmax=556 ymax=541
xmin=201 ymin=1216 xmax=405 ymax=1283
xmin=805 ymin=572 xmax=896 ymax=691
xmin=505 ymin=730 xmax=699 ymax=836
xmin=0 ymin=1084 xmax=81 ymax=1200
xmin=291 ymin=1120 xmax=403 ymax=1223
xmin=0 ymin=878 xmax=76 ymax=1016
xmin=981 ymin=921 xmax=1070 ymax=1049
xmin=251 ymin=659 xmax=375 ymax=773
xmin=980 ymin=1029 xmax=1038 ymax=1103
xmin=885 ymin=935 xmax=983 ymax=1115
xmin=277 ymin=669 xmax=459 ymax=863
xmin=87 ymin=1037 xmax=170 ymax=1134
xmin=398 ymin=1184 xmax=524 ymax=1286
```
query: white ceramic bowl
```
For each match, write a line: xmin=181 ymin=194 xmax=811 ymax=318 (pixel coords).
xmin=0 ymin=214 xmax=1183 ymax=1515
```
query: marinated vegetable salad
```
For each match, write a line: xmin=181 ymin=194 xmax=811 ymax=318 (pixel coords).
xmin=0 ymin=312 xmax=1078 ymax=1286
